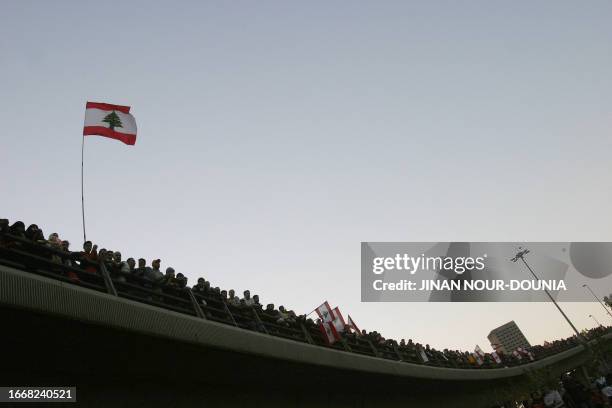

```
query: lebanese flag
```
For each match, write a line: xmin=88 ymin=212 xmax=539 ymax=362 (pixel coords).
xmin=319 ymin=321 xmax=341 ymax=345
xmin=315 ymin=301 xmax=336 ymax=323
xmin=472 ymin=352 xmax=484 ymax=366
xmin=83 ymin=102 xmax=137 ymax=145
xmin=491 ymin=351 xmax=502 ymax=364
xmin=347 ymin=315 xmax=361 ymax=335
xmin=331 ymin=307 xmax=346 ymax=333
xmin=418 ymin=346 xmax=429 ymax=363
xmin=516 ymin=347 xmax=534 ymax=361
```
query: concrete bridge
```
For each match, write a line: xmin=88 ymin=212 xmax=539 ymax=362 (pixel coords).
xmin=0 ymin=263 xmax=609 ymax=407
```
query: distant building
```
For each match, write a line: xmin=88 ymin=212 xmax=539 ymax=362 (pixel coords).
xmin=487 ymin=321 xmax=530 ymax=354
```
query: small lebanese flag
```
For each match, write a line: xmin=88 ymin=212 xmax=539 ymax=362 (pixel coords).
xmin=83 ymin=102 xmax=137 ymax=145
xmin=491 ymin=351 xmax=502 ymax=364
xmin=331 ymin=307 xmax=346 ymax=333
xmin=347 ymin=315 xmax=361 ymax=335
xmin=418 ymin=346 xmax=429 ymax=363
xmin=315 ymin=301 xmax=336 ymax=323
xmin=516 ymin=347 xmax=534 ymax=361
xmin=319 ymin=321 xmax=341 ymax=345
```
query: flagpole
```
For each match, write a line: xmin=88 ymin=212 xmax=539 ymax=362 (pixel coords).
xmin=305 ymin=309 xmax=317 ymax=318
xmin=81 ymin=134 xmax=87 ymax=243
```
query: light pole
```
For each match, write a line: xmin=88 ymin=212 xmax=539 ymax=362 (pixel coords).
xmin=582 ymin=284 xmax=612 ymax=321
xmin=511 ymin=248 xmax=585 ymax=342
xmin=589 ymin=314 xmax=602 ymax=327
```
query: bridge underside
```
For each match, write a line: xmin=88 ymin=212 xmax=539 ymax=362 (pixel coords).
xmin=0 ymin=305 xmax=605 ymax=408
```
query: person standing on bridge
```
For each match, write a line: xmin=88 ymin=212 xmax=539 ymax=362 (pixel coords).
xmin=228 ymin=290 xmax=240 ymax=307
xmin=133 ymin=258 xmax=149 ymax=278
xmin=192 ymin=278 xmax=206 ymax=294
xmin=161 ymin=267 xmax=181 ymax=289
xmin=243 ymin=290 xmax=254 ymax=306
xmin=80 ymin=241 xmax=98 ymax=274
xmin=126 ymin=257 xmax=136 ymax=273
xmin=146 ymin=259 xmax=164 ymax=283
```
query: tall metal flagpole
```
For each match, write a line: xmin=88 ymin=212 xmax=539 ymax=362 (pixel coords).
xmin=81 ymin=134 xmax=87 ymax=243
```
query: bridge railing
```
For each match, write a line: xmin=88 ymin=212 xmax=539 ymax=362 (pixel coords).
xmin=114 ymin=274 xmax=199 ymax=317
xmin=0 ymin=233 xmax=205 ymax=318
xmin=1 ymin=230 xmax=610 ymax=370
xmin=0 ymin=234 xmax=108 ymax=293
xmin=253 ymin=309 xmax=308 ymax=342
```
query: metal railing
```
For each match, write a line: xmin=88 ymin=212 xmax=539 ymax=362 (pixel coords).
xmin=1 ymin=231 xmax=609 ymax=370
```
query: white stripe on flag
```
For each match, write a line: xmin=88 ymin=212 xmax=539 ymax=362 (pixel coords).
xmin=84 ymin=108 xmax=137 ymax=134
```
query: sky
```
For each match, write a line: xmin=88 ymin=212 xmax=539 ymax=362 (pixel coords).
xmin=1 ymin=1 xmax=612 ymax=351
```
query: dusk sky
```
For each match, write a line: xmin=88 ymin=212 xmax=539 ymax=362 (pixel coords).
xmin=2 ymin=1 xmax=612 ymax=351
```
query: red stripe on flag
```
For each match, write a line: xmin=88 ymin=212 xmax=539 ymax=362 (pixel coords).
xmin=83 ymin=126 xmax=136 ymax=146
xmin=319 ymin=322 xmax=339 ymax=345
xmin=86 ymin=102 xmax=130 ymax=114
xmin=329 ymin=322 xmax=341 ymax=342
xmin=319 ymin=323 xmax=330 ymax=344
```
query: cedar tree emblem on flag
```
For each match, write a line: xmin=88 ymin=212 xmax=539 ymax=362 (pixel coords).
xmin=102 ymin=111 xmax=123 ymax=130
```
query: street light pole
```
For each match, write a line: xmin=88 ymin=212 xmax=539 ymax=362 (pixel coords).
xmin=582 ymin=284 xmax=612 ymax=321
xmin=511 ymin=248 xmax=586 ymax=342
xmin=589 ymin=314 xmax=602 ymax=327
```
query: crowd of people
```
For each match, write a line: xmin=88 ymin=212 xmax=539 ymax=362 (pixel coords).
xmin=1 ymin=218 xmax=611 ymax=376
xmin=497 ymin=371 xmax=612 ymax=407
xmin=0 ymin=219 xmax=302 ymax=328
